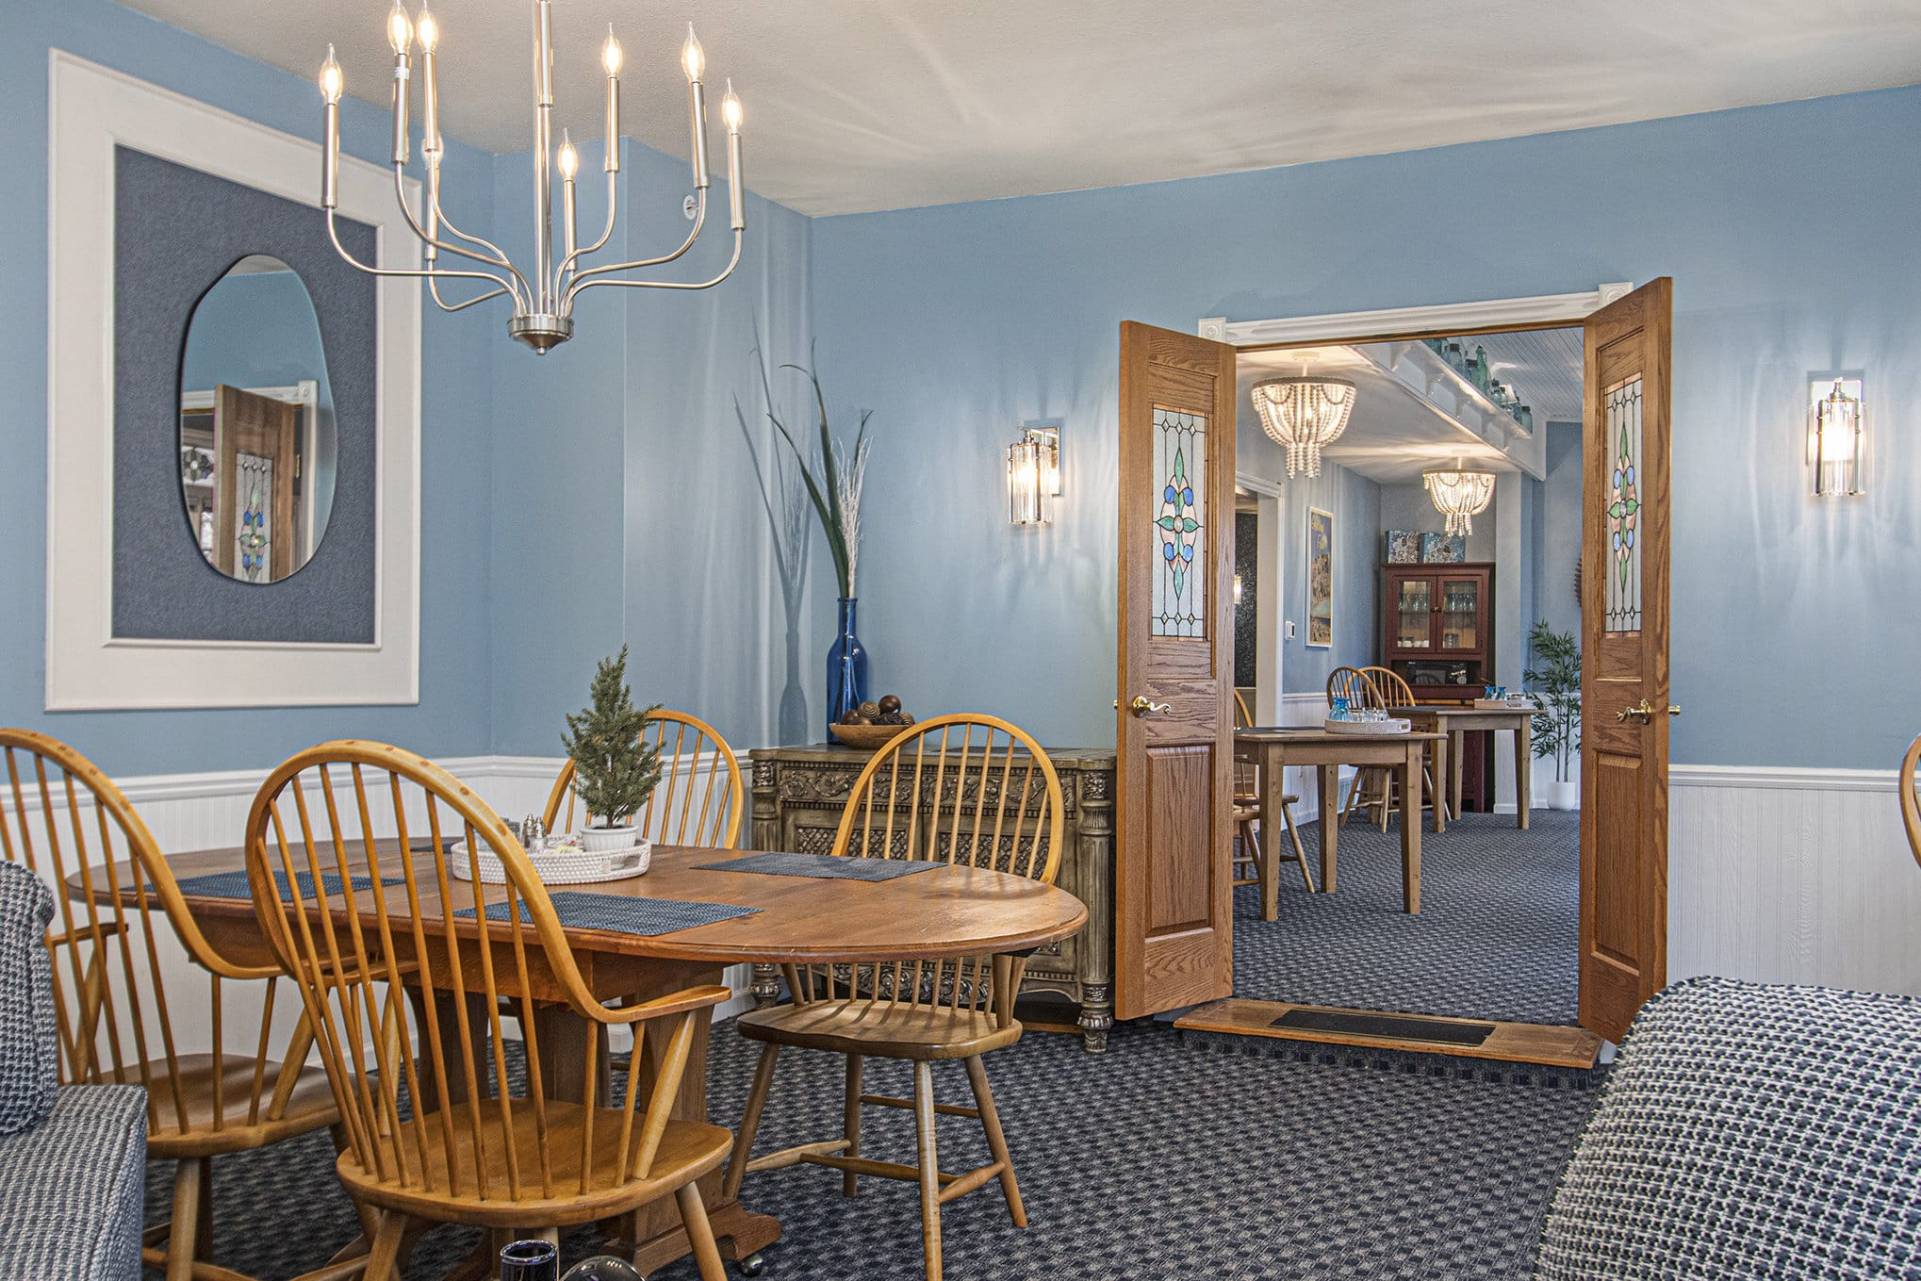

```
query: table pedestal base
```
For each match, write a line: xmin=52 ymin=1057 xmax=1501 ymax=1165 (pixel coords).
xmin=626 ymin=1197 xmax=782 ymax=1273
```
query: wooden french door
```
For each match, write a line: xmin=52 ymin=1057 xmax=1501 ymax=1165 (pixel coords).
xmin=213 ymin=383 xmax=299 ymax=581
xmin=1578 ymin=278 xmax=1673 ymax=1043
xmin=1114 ymin=322 xmax=1237 ymax=1020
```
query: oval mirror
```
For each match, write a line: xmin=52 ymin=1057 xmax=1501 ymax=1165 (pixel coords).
xmin=178 ymin=255 xmax=337 ymax=583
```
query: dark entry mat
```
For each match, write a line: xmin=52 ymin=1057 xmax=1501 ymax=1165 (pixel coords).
xmin=1271 ymin=1007 xmax=1497 ymax=1047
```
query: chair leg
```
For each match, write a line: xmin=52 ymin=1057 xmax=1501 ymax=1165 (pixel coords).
xmin=676 ymin=1181 xmax=729 ymax=1281
xmin=165 ymin=1157 xmax=204 ymax=1281
xmin=723 ymin=1042 xmax=780 ymax=1200
xmin=1281 ymin=801 xmax=1315 ymax=894
xmin=361 ymin=1211 xmax=409 ymax=1281
xmin=963 ymin=1056 xmax=1026 ymax=1229
xmin=1341 ymin=769 xmax=1363 ymax=822
xmin=913 ymin=1060 xmax=944 ymax=1281
xmin=843 ymin=1053 xmax=864 ymax=1198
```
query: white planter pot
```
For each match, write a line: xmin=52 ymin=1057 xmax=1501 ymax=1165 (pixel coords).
xmin=1543 ymin=779 xmax=1579 ymax=811
xmin=578 ymin=824 xmax=639 ymax=853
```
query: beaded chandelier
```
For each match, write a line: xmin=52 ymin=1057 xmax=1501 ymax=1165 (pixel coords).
xmin=1423 ymin=467 xmax=1497 ymax=536
xmin=1250 ymin=377 xmax=1357 ymax=478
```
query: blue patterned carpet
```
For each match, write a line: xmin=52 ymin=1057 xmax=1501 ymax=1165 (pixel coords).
xmin=147 ymin=1016 xmax=1598 ymax=1280
xmin=1234 ymin=809 xmax=1581 ymax=1026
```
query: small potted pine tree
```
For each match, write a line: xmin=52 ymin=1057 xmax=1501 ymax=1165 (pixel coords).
xmin=560 ymin=646 xmax=662 ymax=853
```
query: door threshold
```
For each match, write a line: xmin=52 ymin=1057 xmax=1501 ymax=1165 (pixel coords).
xmin=1173 ymin=999 xmax=1602 ymax=1069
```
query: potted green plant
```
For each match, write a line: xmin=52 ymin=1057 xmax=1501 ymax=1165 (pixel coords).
xmin=560 ymin=646 xmax=663 ymax=852
xmin=1524 ymin=620 xmax=1581 ymax=810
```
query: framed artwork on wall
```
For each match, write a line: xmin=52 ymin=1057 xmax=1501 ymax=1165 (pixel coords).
xmin=1384 ymin=529 xmax=1422 ymax=563
xmin=1307 ymin=506 xmax=1334 ymax=649
xmin=1420 ymin=532 xmax=1467 ymax=563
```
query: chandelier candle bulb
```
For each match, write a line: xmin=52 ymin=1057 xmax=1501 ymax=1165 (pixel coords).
xmin=417 ymin=4 xmax=441 ymax=154
xmin=723 ymin=81 xmax=745 ymax=230
xmin=318 ymin=46 xmax=342 ymax=209
xmin=317 ymin=0 xmax=745 ymax=353
xmin=603 ymin=26 xmax=622 ymax=172
xmin=558 ymin=132 xmax=579 ymax=259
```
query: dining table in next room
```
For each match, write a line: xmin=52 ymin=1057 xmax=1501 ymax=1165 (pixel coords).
xmin=1233 ymin=726 xmax=1445 ymax=917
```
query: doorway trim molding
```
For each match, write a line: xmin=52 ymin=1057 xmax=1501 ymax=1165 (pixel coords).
xmin=1199 ymin=282 xmax=1634 ymax=348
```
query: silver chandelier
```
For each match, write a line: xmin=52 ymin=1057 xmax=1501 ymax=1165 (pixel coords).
xmin=318 ymin=0 xmax=746 ymax=354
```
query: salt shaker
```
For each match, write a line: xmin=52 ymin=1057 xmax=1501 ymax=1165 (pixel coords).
xmin=517 ymin=815 xmax=546 ymax=852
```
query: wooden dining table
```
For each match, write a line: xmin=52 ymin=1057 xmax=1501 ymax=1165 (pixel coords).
xmin=73 ymin=842 xmax=1088 ymax=1275
xmin=1386 ymin=704 xmax=1535 ymax=830
xmin=1234 ymin=727 xmax=1445 ymax=916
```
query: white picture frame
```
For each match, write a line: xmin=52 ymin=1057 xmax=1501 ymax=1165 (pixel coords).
xmin=1306 ymin=505 xmax=1334 ymax=650
xmin=45 ymin=52 xmax=421 ymax=710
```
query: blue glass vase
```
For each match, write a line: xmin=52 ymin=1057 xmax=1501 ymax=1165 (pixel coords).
xmin=825 ymin=597 xmax=868 ymax=737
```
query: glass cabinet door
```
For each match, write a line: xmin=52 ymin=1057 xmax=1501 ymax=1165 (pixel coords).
xmin=1435 ymin=575 xmax=1482 ymax=653
xmin=1391 ymin=577 xmax=1433 ymax=651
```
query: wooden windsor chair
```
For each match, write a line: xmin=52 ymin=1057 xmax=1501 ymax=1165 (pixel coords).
xmin=243 ymin=741 xmax=735 ymax=1281
xmin=1231 ymin=691 xmax=1313 ymax=895
xmin=1360 ymin=665 xmax=1449 ymax=828
xmin=0 ymin=728 xmax=340 ymax=1281
xmin=542 ymin=708 xmax=745 ymax=849
xmin=1903 ymin=734 xmax=1920 ymax=871
xmin=721 ymin=713 xmax=1066 ymax=1281
xmin=1326 ymin=666 xmax=1395 ymax=829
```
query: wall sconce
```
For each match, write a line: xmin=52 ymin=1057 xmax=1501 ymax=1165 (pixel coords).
xmin=1809 ymin=377 xmax=1866 ymax=497
xmin=1232 ymin=573 xmax=1244 ymax=605
xmin=1007 ymin=425 xmax=1061 ymax=526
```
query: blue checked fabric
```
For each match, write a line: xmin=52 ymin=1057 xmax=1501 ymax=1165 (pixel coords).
xmin=0 ymin=862 xmax=58 ymax=1137
xmin=694 ymin=851 xmax=945 ymax=881
xmin=458 ymin=890 xmax=758 ymax=937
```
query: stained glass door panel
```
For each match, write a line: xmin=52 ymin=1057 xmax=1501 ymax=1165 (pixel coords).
xmin=1603 ymin=376 xmax=1644 ymax=635
xmin=1392 ymin=578 xmax=1432 ymax=651
xmin=1436 ymin=576 xmax=1482 ymax=652
xmin=1150 ymin=406 xmax=1207 ymax=638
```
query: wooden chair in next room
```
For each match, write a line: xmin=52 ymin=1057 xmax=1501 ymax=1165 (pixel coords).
xmin=1232 ymin=691 xmax=1313 ymax=895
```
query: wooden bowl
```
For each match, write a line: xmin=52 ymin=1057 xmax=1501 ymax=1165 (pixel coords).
xmin=829 ymin=722 xmax=910 ymax=750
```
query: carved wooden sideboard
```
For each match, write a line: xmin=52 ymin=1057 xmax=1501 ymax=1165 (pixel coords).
xmin=747 ymin=744 xmax=1117 ymax=1051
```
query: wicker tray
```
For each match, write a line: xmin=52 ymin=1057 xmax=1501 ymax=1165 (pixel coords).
xmin=828 ymin=722 xmax=911 ymax=750
xmin=449 ymin=839 xmax=652 ymax=885
xmin=1323 ymin=717 xmax=1411 ymax=735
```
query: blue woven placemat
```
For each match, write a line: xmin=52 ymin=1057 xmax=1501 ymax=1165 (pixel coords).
xmin=694 ymin=851 xmax=945 ymax=882
xmin=456 ymin=890 xmax=759 ymax=937
xmin=167 ymin=870 xmax=404 ymax=902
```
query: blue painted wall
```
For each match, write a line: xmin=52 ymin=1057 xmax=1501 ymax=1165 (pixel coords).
xmin=811 ymin=86 xmax=1921 ymax=767
xmin=482 ymin=137 xmax=820 ymax=758
xmin=0 ymin=0 xmax=499 ymax=775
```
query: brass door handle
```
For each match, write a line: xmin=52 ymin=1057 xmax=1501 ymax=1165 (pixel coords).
xmin=1615 ymin=699 xmax=1679 ymax=724
xmin=1128 ymin=695 xmax=1173 ymax=718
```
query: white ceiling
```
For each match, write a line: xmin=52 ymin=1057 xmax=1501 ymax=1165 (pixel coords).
xmin=115 ymin=0 xmax=1921 ymax=216
xmin=1238 ymin=345 xmax=1515 ymax=486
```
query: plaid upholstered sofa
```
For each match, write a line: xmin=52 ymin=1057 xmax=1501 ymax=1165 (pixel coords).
xmin=0 ymin=861 xmax=147 ymax=1280
xmin=1535 ymin=975 xmax=1921 ymax=1279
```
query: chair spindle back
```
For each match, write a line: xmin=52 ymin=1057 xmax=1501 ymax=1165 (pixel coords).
xmin=1360 ymin=666 xmax=1417 ymax=708
xmin=245 ymin=740 xmax=727 ymax=1203
xmin=543 ymin=709 xmax=744 ymax=849
xmin=1232 ymin=690 xmax=1258 ymax=800
xmin=0 ymin=728 xmax=290 ymax=1141
xmin=783 ymin=715 xmax=1065 ymax=1028
xmin=1902 ymin=734 xmax=1920 ymax=872
xmin=1327 ymin=666 xmax=1386 ymax=711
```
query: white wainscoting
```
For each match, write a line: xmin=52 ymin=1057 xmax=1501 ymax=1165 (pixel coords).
xmin=1670 ymin=765 xmax=1921 ymax=997
xmin=25 ymin=752 xmax=1916 ymax=1064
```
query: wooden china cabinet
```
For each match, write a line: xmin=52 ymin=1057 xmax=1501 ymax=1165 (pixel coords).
xmin=1378 ymin=562 xmax=1494 ymax=702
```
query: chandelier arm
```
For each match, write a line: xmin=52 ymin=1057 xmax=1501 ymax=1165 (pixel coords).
xmin=428 ymin=275 xmax=511 ymax=314
xmin=563 ymin=189 xmax=706 ymax=299
xmin=392 ymin=165 xmax=534 ymax=308
xmin=563 ymin=229 xmax=742 ymax=308
xmin=431 ymin=188 xmax=534 ymax=307
xmin=327 ymin=209 xmax=517 ymax=295
xmin=553 ymin=172 xmax=620 ymax=298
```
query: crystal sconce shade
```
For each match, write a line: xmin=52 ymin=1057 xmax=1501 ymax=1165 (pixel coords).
xmin=1809 ymin=378 xmax=1866 ymax=497
xmin=1007 ymin=426 xmax=1061 ymax=526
